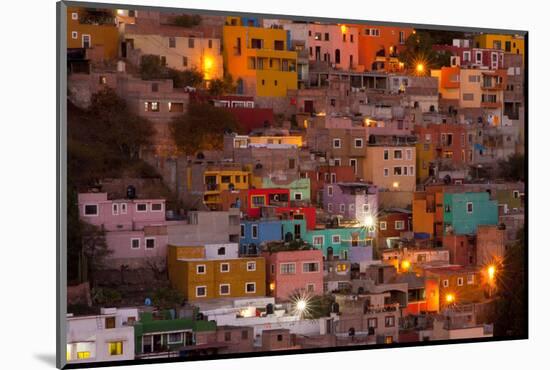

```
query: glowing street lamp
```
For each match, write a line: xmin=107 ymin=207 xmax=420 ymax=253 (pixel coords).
xmin=392 ymin=181 xmax=399 ymax=189
xmin=401 ymin=260 xmax=411 ymax=271
xmin=364 ymin=215 xmax=375 ymax=228
xmin=445 ymin=293 xmax=455 ymax=304
xmin=416 ymin=63 xmax=425 ymax=74
xmin=296 ymin=299 xmax=307 ymax=312
xmin=340 ymin=25 xmax=347 ymax=33
xmin=487 ymin=265 xmax=496 ymax=282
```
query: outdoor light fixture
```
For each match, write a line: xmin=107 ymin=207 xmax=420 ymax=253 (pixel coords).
xmin=445 ymin=293 xmax=455 ymax=304
xmin=296 ymin=299 xmax=307 ymax=311
xmin=364 ymin=215 xmax=375 ymax=228
xmin=416 ymin=63 xmax=425 ymax=74
xmin=392 ymin=181 xmax=399 ymax=189
xmin=401 ymin=260 xmax=411 ymax=271
xmin=487 ymin=265 xmax=496 ymax=281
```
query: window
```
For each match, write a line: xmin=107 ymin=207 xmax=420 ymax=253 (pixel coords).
xmin=367 ymin=318 xmax=378 ymax=328
xmin=383 ymin=168 xmax=389 ymax=177
xmin=77 ymin=351 xmax=91 ymax=359
xmin=145 ymin=238 xmax=155 ymax=249
xmin=467 ymin=274 xmax=475 ymax=285
xmin=274 ymin=40 xmax=284 ymax=50
xmin=442 ymin=279 xmax=449 ymax=288
xmin=405 ymin=149 xmax=412 ymax=160
xmin=247 ymin=261 xmax=256 ymax=271
xmin=196 ymin=265 xmax=206 ymax=274
xmin=334 ymin=158 xmax=341 ymax=166
xmin=224 ymin=331 xmax=232 ymax=342
xmin=463 ymin=51 xmax=471 ymax=61
xmin=379 ymin=221 xmax=387 ymax=230
xmin=327 ymin=203 xmax=333 ymax=212
xmin=245 ymin=282 xmax=256 ymax=293
xmin=330 ymin=173 xmax=336 ymax=183
xmin=169 ymin=37 xmax=176 ymax=48
xmin=188 ymin=37 xmax=195 ymax=48
xmin=196 ymin=286 xmax=207 ymax=297
xmin=467 ymin=202 xmax=474 ymax=213
xmin=131 ymin=239 xmax=140 ymax=249
xmin=332 ymin=235 xmax=341 ymax=244
xmin=151 ymin=203 xmax=162 ymax=212
xmin=251 ymin=195 xmax=265 ymax=207
xmin=169 ymin=102 xmax=184 ymax=112
xmin=252 ymin=224 xmax=258 ymax=239
xmin=217 ymin=247 xmax=226 ymax=256
xmin=121 ymin=204 xmax=129 ymax=214
xmin=294 ymin=192 xmax=303 ymax=201
xmin=251 ymin=38 xmax=263 ymax=48
xmin=395 ymin=220 xmax=405 ymax=230
xmin=393 ymin=167 xmax=402 ymax=176
xmin=182 ymin=56 xmax=188 ymax=67
xmin=463 ymin=93 xmax=474 ymax=101
xmin=350 ymin=159 xmax=357 ymax=174
xmin=339 ymin=204 xmax=345 ymax=213
xmin=220 ymin=284 xmax=230 ymax=295
xmin=333 ymin=138 xmax=341 ymax=148
xmin=105 ymin=316 xmax=116 ymax=329
xmin=385 ymin=336 xmax=393 ymax=344
xmin=393 ymin=150 xmax=403 ymax=159
xmin=108 ymin=342 xmax=123 ymax=356
xmin=327 ymin=185 xmax=334 ymax=197
xmin=280 ymin=263 xmax=296 ymax=274
xmin=303 ymin=262 xmax=320 ymax=272
xmin=71 ymin=31 xmax=78 ymax=39
xmin=399 ymin=31 xmax=405 ymax=44
xmin=314 ymin=32 xmax=322 ymax=40
xmin=349 ymin=204 xmax=355 ymax=213
xmin=168 ymin=333 xmax=183 ymax=344
xmin=457 ymin=277 xmax=464 ymax=286
xmin=383 ymin=149 xmax=389 ymax=160
xmin=220 ymin=263 xmax=230 ymax=272
xmin=409 ymin=166 xmax=414 ymax=176
xmin=476 ymin=51 xmax=482 ymax=62
xmin=513 ymin=190 xmax=520 ymax=199
xmin=403 ymin=167 xmax=408 ymax=176
xmin=240 ymin=224 xmax=245 ymax=238
xmin=71 ymin=12 xmax=78 ymax=20
xmin=385 ymin=316 xmax=395 ymax=327
xmin=83 ymin=204 xmax=98 ymax=216
xmin=362 ymin=204 xmax=369 ymax=213
xmin=468 ymin=75 xmax=480 ymax=83
xmin=307 ymin=284 xmax=315 ymax=292
xmin=313 ymin=236 xmax=324 ymax=246
xmin=144 ymin=102 xmax=159 ymax=112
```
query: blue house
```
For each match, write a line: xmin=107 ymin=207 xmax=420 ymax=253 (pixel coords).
xmin=240 ymin=219 xmax=284 ymax=255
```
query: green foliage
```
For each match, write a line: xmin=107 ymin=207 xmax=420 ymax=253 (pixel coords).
xmin=497 ymin=153 xmax=525 ymax=182
xmin=400 ymin=31 xmax=453 ymax=71
xmin=491 ymin=227 xmax=526 ymax=337
xmin=208 ymin=74 xmax=236 ymax=96
xmin=152 ymin=287 xmax=184 ymax=310
xmin=265 ymin=239 xmax=314 ymax=254
xmin=140 ymin=54 xmax=165 ymax=80
xmin=173 ymin=14 xmax=202 ymax=27
xmin=170 ymin=102 xmax=241 ymax=154
xmin=81 ymin=222 xmax=112 ymax=287
xmin=167 ymin=68 xmax=204 ymax=88
xmin=92 ymin=287 xmax=123 ymax=306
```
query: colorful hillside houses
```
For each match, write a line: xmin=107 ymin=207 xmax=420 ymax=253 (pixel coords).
xmin=262 ymin=176 xmax=311 ymax=202
xmin=323 ymin=182 xmax=378 ymax=223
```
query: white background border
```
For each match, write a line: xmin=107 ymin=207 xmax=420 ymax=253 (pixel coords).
xmin=0 ymin=0 xmax=544 ymax=368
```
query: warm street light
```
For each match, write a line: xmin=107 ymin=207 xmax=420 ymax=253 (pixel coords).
xmin=416 ymin=63 xmax=425 ymax=74
xmin=364 ymin=215 xmax=375 ymax=228
xmin=487 ymin=265 xmax=496 ymax=281
xmin=392 ymin=181 xmax=399 ymax=189
xmin=401 ymin=260 xmax=411 ymax=271
xmin=445 ymin=293 xmax=455 ymax=304
xmin=296 ymin=299 xmax=307 ymax=311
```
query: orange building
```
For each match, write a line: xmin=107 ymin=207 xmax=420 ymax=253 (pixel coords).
xmin=67 ymin=7 xmax=119 ymax=62
xmin=350 ymin=25 xmax=414 ymax=71
xmin=423 ymin=266 xmax=485 ymax=311
xmin=167 ymin=245 xmax=266 ymax=301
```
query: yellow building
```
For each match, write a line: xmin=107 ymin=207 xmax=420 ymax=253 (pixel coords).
xmin=248 ymin=135 xmax=303 ymax=147
xmin=474 ymin=34 xmax=524 ymax=56
xmin=66 ymin=7 xmax=119 ymax=61
xmin=223 ymin=18 xmax=298 ymax=97
xmin=203 ymin=168 xmax=251 ymax=208
xmin=363 ymin=145 xmax=417 ymax=192
xmin=168 ymin=245 xmax=266 ymax=301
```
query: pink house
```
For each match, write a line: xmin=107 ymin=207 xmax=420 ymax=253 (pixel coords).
xmin=78 ymin=192 xmax=168 ymax=268
xmin=262 ymin=249 xmax=324 ymax=302
xmin=307 ymin=24 xmax=361 ymax=71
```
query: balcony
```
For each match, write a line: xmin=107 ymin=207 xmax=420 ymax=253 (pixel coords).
xmin=204 ymin=183 xmax=220 ymax=192
xmin=364 ymin=303 xmax=400 ymax=314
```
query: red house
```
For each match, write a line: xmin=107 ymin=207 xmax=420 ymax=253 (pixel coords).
xmin=247 ymin=188 xmax=291 ymax=218
xmin=305 ymin=165 xmax=356 ymax=205
xmin=377 ymin=209 xmax=412 ymax=249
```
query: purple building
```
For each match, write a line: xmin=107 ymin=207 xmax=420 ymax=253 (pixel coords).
xmin=323 ymin=182 xmax=378 ymax=223
xmin=78 ymin=192 xmax=169 ymax=268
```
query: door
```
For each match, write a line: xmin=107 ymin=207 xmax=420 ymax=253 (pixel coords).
xmin=304 ymin=100 xmax=314 ymax=114
xmin=82 ymin=34 xmax=91 ymax=49
xmin=315 ymin=46 xmax=321 ymax=61
xmin=153 ymin=334 xmax=162 ymax=352
xmin=294 ymin=223 xmax=301 ymax=239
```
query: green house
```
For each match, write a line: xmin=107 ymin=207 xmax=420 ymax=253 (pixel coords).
xmin=443 ymin=192 xmax=498 ymax=235
xmin=262 ymin=177 xmax=311 ymax=202
xmin=133 ymin=311 xmax=216 ymax=358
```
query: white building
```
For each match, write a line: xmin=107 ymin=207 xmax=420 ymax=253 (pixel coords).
xmin=66 ymin=307 xmax=138 ymax=364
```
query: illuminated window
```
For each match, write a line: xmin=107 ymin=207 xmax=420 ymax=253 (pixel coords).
xmin=108 ymin=341 xmax=123 ymax=356
xmin=77 ymin=351 xmax=91 ymax=359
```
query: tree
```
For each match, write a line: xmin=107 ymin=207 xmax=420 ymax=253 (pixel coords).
xmin=81 ymin=222 xmax=112 ymax=288
xmin=400 ymin=31 xmax=454 ymax=72
xmin=140 ymin=54 xmax=165 ymax=80
xmin=497 ymin=153 xmax=525 ymax=182
xmin=167 ymin=68 xmax=204 ymax=88
xmin=152 ymin=287 xmax=184 ymax=310
xmin=170 ymin=102 xmax=241 ymax=154
xmin=208 ymin=74 xmax=237 ymax=96
xmin=491 ymin=227 xmax=526 ymax=337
